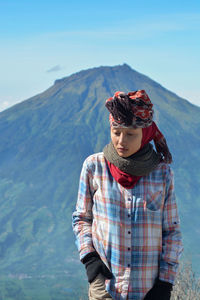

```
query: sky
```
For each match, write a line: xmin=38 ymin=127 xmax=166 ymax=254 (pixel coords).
xmin=0 ymin=0 xmax=200 ymax=111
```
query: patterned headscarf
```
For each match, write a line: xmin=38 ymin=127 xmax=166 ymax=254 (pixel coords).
xmin=105 ymin=90 xmax=172 ymax=163
xmin=105 ymin=90 xmax=153 ymax=128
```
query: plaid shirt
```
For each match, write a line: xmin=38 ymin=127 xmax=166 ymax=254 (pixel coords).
xmin=72 ymin=153 xmax=183 ymax=300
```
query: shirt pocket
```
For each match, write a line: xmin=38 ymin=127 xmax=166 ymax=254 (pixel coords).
xmin=144 ymin=190 xmax=163 ymax=232
xmin=146 ymin=190 xmax=164 ymax=211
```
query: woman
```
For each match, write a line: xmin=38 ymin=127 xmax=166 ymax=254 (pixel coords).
xmin=72 ymin=90 xmax=183 ymax=300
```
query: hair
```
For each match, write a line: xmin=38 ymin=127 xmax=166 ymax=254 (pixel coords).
xmin=105 ymin=93 xmax=133 ymax=126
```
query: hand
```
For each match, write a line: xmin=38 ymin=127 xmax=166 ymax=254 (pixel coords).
xmin=144 ymin=279 xmax=173 ymax=300
xmin=82 ymin=252 xmax=113 ymax=283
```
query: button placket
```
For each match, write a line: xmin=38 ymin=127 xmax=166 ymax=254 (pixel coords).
xmin=125 ymin=193 xmax=132 ymax=270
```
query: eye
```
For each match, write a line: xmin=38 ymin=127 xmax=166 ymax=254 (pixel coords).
xmin=127 ymin=132 xmax=138 ymax=137
xmin=114 ymin=131 xmax=120 ymax=136
xmin=128 ymin=132 xmax=137 ymax=136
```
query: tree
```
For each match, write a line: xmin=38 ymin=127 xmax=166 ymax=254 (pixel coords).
xmin=171 ymin=262 xmax=200 ymax=300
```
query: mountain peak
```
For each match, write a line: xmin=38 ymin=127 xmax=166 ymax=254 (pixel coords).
xmin=54 ymin=63 xmax=133 ymax=85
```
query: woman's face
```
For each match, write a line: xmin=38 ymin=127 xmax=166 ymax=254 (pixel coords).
xmin=111 ymin=127 xmax=142 ymax=157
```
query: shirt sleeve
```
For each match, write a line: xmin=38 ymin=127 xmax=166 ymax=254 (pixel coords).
xmin=159 ymin=166 xmax=183 ymax=284
xmin=72 ymin=159 xmax=96 ymax=261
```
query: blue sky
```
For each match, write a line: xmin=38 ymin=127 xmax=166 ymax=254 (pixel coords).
xmin=0 ymin=0 xmax=200 ymax=111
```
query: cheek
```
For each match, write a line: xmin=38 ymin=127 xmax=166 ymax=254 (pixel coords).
xmin=111 ymin=133 xmax=117 ymax=143
xmin=110 ymin=135 xmax=115 ymax=145
xmin=136 ymin=139 xmax=142 ymax=150
xmin=138 ymin=135 xmax=143 ymax=148
xmin=130 ymin=137 xmax=142 ymax=150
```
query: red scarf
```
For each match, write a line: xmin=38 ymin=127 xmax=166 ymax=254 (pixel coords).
xmin=106 ymin=122 xmax=163 ymax=189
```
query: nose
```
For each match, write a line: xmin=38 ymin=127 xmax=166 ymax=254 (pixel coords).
xmin=118 ymin=133 xmax=126 ymax=145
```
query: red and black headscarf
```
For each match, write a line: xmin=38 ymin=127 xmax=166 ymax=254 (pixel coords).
xmin=105 ymin=90 xmax=172 ymax=164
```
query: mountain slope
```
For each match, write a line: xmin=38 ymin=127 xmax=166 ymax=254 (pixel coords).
xmin=0 ymin=64 xmax=199 ymax=297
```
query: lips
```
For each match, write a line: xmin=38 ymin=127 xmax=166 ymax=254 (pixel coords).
xmin=117 ymin=147 xmax=128 ymax=151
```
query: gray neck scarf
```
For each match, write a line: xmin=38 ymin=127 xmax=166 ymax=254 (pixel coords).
xmin=103 ymin=142 xmax=161 ymax=176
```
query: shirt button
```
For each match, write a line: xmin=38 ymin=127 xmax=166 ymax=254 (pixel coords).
xmin=128 ymin=247 xmax=131 ymax=251
xmin=128 ymin=231 xmax=131 ymax=234
xmin=128 ymin=214 xmax=131 ymax=217
xmin=128 ymin=264 xmax=130 ymax=267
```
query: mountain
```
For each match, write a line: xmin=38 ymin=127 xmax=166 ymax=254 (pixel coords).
xmin=0 ymin=64 xmax=200 ymax=299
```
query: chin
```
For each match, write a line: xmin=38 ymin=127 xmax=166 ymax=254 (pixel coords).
xmin=117 ymin=152 xmax=129 ymax=158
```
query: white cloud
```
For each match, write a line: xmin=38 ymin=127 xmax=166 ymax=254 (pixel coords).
xmin=46 ymin=65 xmax=63 ymax=73
xmin=0 ymin=100 xmax=11 ymax=112
xmin=37 ymin=12 xmax=200 ymax=42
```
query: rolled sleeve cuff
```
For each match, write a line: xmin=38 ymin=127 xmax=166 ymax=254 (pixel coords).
xmin=159 ymin=264 xmax=178 ymax=284
xmin=79 ymin=246 xmax=96 ymax=261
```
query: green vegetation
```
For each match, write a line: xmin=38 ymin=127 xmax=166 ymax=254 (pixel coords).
xmin=0 ymin=275 xmax=88 ymax=300
xmin=0 ymin=64 xmax=199 ymax=297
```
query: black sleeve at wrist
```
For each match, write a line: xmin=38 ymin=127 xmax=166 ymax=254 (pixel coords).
xmin=81 ymin=251 xmax=100 ymax=264
xmin=81 ymin=251 xmax=113 ymax=283
xmin=156 ymin=279 xmax=173 ymax=291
